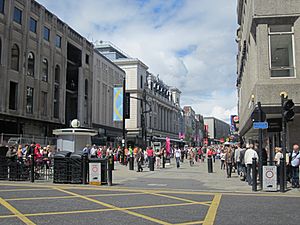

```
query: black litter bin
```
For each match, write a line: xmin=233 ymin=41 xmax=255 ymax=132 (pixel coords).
xmin=69 ymin=153 xmax=83 ymax=184
xmin=0 ymin=147 xmax=8 ymax=180
xmin=89 ymin=158 xmax=107 ymax=185
xmin=53 ymin=151 xmax=71 ymax=183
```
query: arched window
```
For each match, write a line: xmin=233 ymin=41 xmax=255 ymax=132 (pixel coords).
xmin=55 ymin=65 xmax=60 ymax=83
xmin=42 ymin=58 xmax=48 ymax=82
xmin=27 ymin=52 xmax=34 ymax=76
xmin=11 ymin=44 xmax=20 ymax=71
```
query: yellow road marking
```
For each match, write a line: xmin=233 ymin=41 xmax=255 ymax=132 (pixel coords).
xmin=0 ymin=188 xmax=52 ymax=192
xmin=54 ymin=188 xmax=172 ymax=225
xmin=0 ymin=201 xmax=209 ymax=219
xmin=1 ymin=182 xmax=300 ymax=198
xmin=203 ymin=194 xmax=222 ymax=225
xmin=144 ymin=191 xmax=211 ymax=206
xmin=5 ymin=192 xmax=145 ymax=201
xmin=174 ymin=220 xmax=204 ymax=225
xmin=0 ymin=197 xmax=36 ymax=225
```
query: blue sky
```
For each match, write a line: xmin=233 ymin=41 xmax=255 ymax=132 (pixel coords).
xmin=37 ymin=0 xmax=237 ymax=122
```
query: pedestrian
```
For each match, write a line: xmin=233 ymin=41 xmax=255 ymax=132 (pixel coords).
xmin=220 ymin=149 xmax=226 ymax=170
xmin=274 ymin=147 xmax=283 ymax=185
xmin=225 ymin=147 xmax=234 ymax=178
xmin=146 ymin=147 xmax=154 ymax=169
xmin=290 ymin=144 xmax=300 ymax=188
xmin=174 ymin=146 xmax=181 ymax=168
xmin=239 ymin=144 xmax=247 ymax=181
xmin=90 ymin=144 xmax=97 ymax=158
xmin=188 ymin=148 xmax=194 ymax=166
xmin=136 ymin=148 xmax=143 ymax=172
xmin=244 ymin=144 xmax=259 ymax=185
xmin=234 ymin=143 xmax=242 ymax=176
xmin=155 ymin=148 xmax=161 ymax=169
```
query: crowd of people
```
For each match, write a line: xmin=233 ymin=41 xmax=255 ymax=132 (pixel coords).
xmin=81 ymin=142 xmax=300 ymax=189
xmin=4 ymin=143 xmax=54 ymax=180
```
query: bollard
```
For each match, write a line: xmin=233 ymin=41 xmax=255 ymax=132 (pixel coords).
xmin=252 ymin=158 xmax=257 ymax=191
xmin=111 ymin=154 xmax=115 ymax=170
xmin=30 ymin=154 xmax=35 ymax=183
xmin=107 ymin=156 xmax=113 ymax=186
xmin=82 ymin=154 xmax=88 ymax=184
xmin=129 ymin=156 xmax=134 ymax=170
xmin=207 ymin=156 xmax=213 ymax=173
xmin=279 ymin=158 xmax=285 ymax=192
xmin=149 ymin=156 xmax=155 ymax=171
xmin=162 ymin=154 xmax=165 ymax=169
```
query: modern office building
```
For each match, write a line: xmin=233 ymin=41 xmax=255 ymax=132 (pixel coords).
xmin=95 ymin=41 xmax=182 ymax=146
xmin=92 ymin=49 xmax=125 ymax=145
xmin=236 ymin=0 xmax=300 ymax=150
xmin=204 ymin=117 xmax=230 ymax=144
xmin=0 ymin=0 xmax=93 ymax=140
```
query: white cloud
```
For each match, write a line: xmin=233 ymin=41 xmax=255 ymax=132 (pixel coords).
xmin=37 ymin=0 xmax=238 ymax=122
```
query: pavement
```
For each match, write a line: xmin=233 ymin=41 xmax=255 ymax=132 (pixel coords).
xmin=0 ymin=158 xmax=299 ymax=225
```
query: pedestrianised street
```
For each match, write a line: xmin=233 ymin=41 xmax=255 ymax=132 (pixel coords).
xmin=0 ymin=161 xmax=299 ymax=225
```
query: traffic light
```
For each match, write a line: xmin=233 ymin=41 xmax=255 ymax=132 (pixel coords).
xmin=283 ymin=99 xmax=295 ymax=121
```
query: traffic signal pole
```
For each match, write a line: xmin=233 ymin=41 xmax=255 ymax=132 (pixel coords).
xmin=281 ymin=93 xmax=287 ymax=192
xmin=258 ymin=102 xmax=263 ymax=190
xmin=122 ymin=76 xmax=126 ymax=165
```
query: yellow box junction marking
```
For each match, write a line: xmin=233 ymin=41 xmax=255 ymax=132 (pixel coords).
xmin=203 ymin=194 xmax=222 ymax=225
xmin=54 ymin=187 xmax=173 ymax=225
xmin=0 ymin=197 xmax=36 ymax=225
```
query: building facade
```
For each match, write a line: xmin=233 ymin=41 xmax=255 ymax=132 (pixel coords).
xmin=204 ymin=117 xmax=230 ymax=144
xmin=92 ymin=49 xmax=125 ymax=145
xmin=95 ymin=41 xmax=182 ymax=146
xmin=0 ymin=0 xmax=93 ymax=141
xmin=236 ymin=0 xmax=300 ymax=150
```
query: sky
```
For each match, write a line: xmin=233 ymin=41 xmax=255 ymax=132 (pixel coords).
xmin=37 ymin=0 xmax=238 ymax=123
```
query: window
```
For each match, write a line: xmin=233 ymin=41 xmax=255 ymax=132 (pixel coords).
xmin=42 ymin=58 xmax=48 ymax=82
xmin=54 ymin=85 xmax=59 ymax=118
xmin=9 ymin=82 xmax=18 ymax=110
xmin=140 ymin=75 xmax=143 ymax=89
xmin=13 ymin=7 xmax=22 ymax=24
xmin=0 ymin=0 xmax=4 ymax=14
xmin=55 ymin=65 xmax=60 ymax=83
xmin=85 ymin=54 xmax=89 ymax=64
xmin=269 ymin=25 xmax=295 ymax=77
xmin=11 ymin=44 xmax=19 ymax=71
xmin=29 ymin=17 xmax=37 ymax=33
xmin=26 ymin=87 xmax=33 ymax=114
xmin=41 ymin=91 xmax=47 ymax=116
xmin=55 ymin=35 xmax=61 ymax=48
xmin=43 ymin=26 xmax=50 ymax=41
xmin=27 ymin=52 xmax=34 ymax=76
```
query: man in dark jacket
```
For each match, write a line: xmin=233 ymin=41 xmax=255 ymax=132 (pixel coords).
xmin=239 ymin=144 xmax=247 ymax=181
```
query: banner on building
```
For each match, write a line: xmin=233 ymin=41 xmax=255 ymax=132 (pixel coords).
xmin=230 ymin=115 xmax=239 ymax=132
xmin=113 ymin=87 xmax=123 ymax=121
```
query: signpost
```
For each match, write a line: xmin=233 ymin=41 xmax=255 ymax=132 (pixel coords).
xmin=262 ymin=166 xmax=277 ymax=191
xmin=253 ymin=122 xmax=268 ymax=129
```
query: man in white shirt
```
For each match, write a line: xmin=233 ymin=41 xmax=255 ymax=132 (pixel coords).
xmin=290 ymin=144 xmax=300 ymax=188
xmin=90 ymin=144 xmax=97 ymax=158
xmin=174 ymin=146 xmax=181 ymax=168
xmin=234 ymin=143 xmax=242 ymax=175
xmin=244 ymin=144 xmax=259 ymax=185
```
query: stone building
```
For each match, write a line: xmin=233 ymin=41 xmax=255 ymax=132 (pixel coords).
xmin=92 ymin=49 xmax=125 ymax=144
xmin=236 ymin=0 xmax=300 ymax=149
xmin=95 ymin=41 xmax=182 ymax=146
xmin=204 ymin=117 xmax=230 ymax=144
xmin=0 ymin=0 xmax=93 ymax=139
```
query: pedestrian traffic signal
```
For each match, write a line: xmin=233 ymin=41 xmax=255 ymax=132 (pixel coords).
xmin=283 ymin=99 xmax=295 ymax=121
